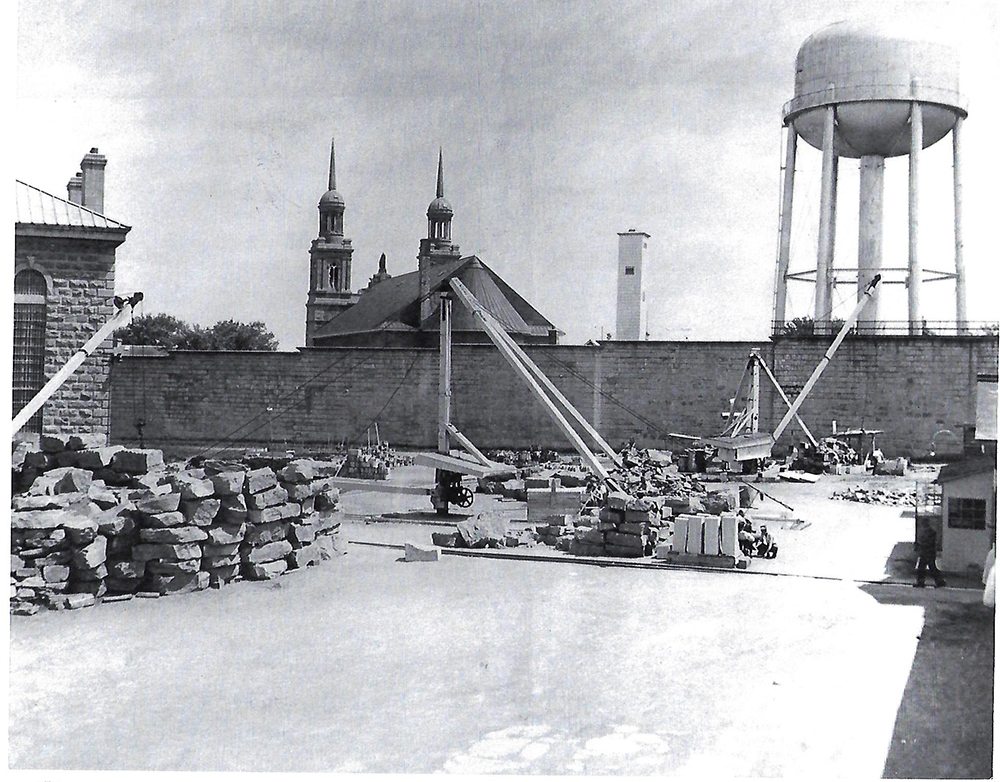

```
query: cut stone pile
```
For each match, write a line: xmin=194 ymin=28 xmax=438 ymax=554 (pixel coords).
xmin=831 ymin=486 xmax=917 ymax=506
xmin=818 ymin=438 xmax=860 ymax=465
xmin=538 ymin=491 xmax=672 ymax=558
xmin=10 ymin=438 xmax=344 ymax=616
xmin=600 ymin=444 xmax=706 ymax=511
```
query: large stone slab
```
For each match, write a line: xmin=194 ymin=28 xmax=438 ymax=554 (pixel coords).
xmin=287 ymin=522 xmax=317 ymax=547
xmin=209 ymin=471 xmax=246 ymax=497
xmin=111 ymin=449 xmax=165 ymax=474
xmin=147 ymin=559 xmax=201 ymax=575
xmin=281 ymin=481 xmax=314 ymax=502
xmin=62 ymin=514 xmax=100 ymax=545
xmin=247 ymin=485 xmax=289 ymax=510
xmin=241 ymin=540 xmax=292 ymax=564
xmin=431 ymin=531 xmax=459 ymax=548
xmin=140 ymin=526 xmax=209 ymax=544
xmin=248 ymin=502 xmax=300 ymax=526
xmin=42 ymin=565 xmax=71 ymax=583
xmin=132 ymin=542 xmax=202 ymax=561
xmin=205 ymin=523 xmax=246 ymax=546
xmin=180 ymin=498 xmax=221 ymax=527
xmin=148 ymin=571 xmax=209 ymax=595
xmin=605 ymin=530 xmax=645 ymax=549
xmin=245 ymin=467 xmax=277 ymax=494
xmin=12 ymin=492 xmax=88 ymax=511
xmin=167 ymin=473 xmax=216 ymax=501
xmin=67 ymin=433 xmax=106 ymax=451
xmin=202 ymin=553 xmax=240 ymax=569
xmin=456 ymin=515 xmax=509 ymax=549
xmin=134 ymin=492 xmax=182 ymax=515
xmin=10 ymin=510 xmax=63 ymax=532
xmin=278 ymin=459 xmax=318 ymax=484
xmin=203 ymin=542 xmax=241 ymax=557
xmin=141 ymin=511 xmax=188 ymax=529
xmin=244 ymin=520 xmax=290 ymax=548
xmin=74 ymin=446 xmax=125 ymax=470
xmin=242 ymin=559 xmax=288 ymax=580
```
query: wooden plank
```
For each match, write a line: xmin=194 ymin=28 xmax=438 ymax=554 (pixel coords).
xmin=327 ymin=478 xmax=431 ymax=495
xmin=411 ymin=451 xmax=505 ymax=478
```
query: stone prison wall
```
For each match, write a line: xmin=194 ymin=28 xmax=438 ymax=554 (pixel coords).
xmin=109 ymin=337 xmax=998 ymax=459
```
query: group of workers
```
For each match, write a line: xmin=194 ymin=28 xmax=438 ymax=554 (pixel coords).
xmin=737 ymin=511 xmax=778 ymax=559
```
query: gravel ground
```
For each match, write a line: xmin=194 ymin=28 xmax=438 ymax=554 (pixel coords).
xmin=8 ymin=466 xmax=993 ymax=776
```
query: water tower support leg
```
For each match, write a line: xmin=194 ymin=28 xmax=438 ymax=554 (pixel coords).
xmin=908 ymin=97 xmax=923 ymax=334
xmin=858 ymin=154 xmax=885 ymax=330
xmin=953 ymin=117 xmax=967 ymax=334
xmin=815 ymin=104 xmax=837 ymax=331
xmin=773 ymin=126 xmax=797 ymax=331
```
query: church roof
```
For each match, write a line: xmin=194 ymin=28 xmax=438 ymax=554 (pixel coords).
xmin=15 ymin=180 xmax=130 ymax=230
xmin=312 ymin=256 xmax=559 ymax=341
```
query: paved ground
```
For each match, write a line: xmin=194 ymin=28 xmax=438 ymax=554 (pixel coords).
xmin=8 ymin=466 xmax=994 ymax=776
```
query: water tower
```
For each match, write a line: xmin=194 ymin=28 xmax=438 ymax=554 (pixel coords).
xmin=772 ymin=20 xmax=968 ymax=334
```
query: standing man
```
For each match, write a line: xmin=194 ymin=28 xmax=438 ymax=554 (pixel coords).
xmin=915 ymin=520 xmax=946 ymax=588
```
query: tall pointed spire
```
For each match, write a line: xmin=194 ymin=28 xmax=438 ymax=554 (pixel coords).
xmin=328 ymin=137 xmax=337 ymax=191
xmin=436 ymin=147 xmax=444 ymax=198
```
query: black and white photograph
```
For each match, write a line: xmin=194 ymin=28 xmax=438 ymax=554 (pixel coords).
xmin=8 ymin=0 xmax=998 ymax=777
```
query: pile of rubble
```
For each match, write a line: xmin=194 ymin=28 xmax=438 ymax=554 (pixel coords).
xmin=485 ymin=448 xmax=560 ymax=468
xmin=818 ymin=438 xmax=860 ymax=465
xmin=831 ymin=486 xmax=917 ymax=506
xmin=10 ymin=436 xmax=344 ymax=616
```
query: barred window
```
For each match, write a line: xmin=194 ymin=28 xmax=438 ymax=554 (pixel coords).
xmin=948 ymin=497 xmax=987 ymax=530
xmin=13 ymin=269 xmax=47 ymax=434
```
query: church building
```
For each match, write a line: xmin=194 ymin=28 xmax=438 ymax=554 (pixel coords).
xmin=304 ymin=142 xmax=560 ymax=348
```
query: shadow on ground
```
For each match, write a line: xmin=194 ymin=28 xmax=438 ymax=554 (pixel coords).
xmin=860 ymin=583 xmax=994 ymax=779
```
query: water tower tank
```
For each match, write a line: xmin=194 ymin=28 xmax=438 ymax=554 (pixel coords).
xmin=784 ymin=21 xmax=966 ymax=158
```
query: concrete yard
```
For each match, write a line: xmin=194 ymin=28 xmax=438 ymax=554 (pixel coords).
xmin=8 ymin=468 xmax=994 ymax=776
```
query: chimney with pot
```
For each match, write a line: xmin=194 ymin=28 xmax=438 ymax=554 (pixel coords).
xmin=79 ymin=147 xmax=107 ymax=214
xmin=66 ymin=172 xmax=83 ymax=204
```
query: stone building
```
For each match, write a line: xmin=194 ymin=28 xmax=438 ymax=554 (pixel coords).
xmin=304 ymin=143 xmax=560 ymax=348
xmin=13 ymin=148 xmax=130 ymax=443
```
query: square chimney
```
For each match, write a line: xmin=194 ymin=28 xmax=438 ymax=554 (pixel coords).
xmin=79 ymin=147 xmax=107 ymax=214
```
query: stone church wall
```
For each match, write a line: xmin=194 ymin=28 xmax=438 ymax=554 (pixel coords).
xmin=110 ymin=337 xmax=998 ymax=458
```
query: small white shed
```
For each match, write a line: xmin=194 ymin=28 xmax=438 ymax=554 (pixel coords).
xmin=937 ymin=458 xmax=996 ymax=573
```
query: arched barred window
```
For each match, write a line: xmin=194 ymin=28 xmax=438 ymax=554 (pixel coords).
xmin=13 ymin=269 xmax=47 ymax=434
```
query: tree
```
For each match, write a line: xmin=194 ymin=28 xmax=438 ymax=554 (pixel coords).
xmin=115 ymin=313 xmax=191 ymax=349
xmin=116 ymin=314 xmax=278 ymax=351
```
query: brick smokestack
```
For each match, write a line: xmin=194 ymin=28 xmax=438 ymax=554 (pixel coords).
xmin=67 ymin=172 xmax=83 ymax=204
xmin=79 ymin=147 xmax=107 ymax=214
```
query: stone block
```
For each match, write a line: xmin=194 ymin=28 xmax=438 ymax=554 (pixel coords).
xmin=205 ymin=523 xmax=246 ymax=546
xmin=11 ymin=554 xmax=25 ymax=571
xmin=287 ymin=522 xmax=317 ymax=547
xmin=245 ymin=467 xmax=277 ymax=494
xmin=244 ymin=520 xmax=290 ymax=547
xmin=139 ymin=526 xmax=208 ymax=544
xmin=206 ymin=564 xmax=241 ymax=585
xmin=51 ymin=593 xmax=97 ymax=610
xmin=147 ymin=559 xmax=201 ymax=575
xmin=209 ymin=471 xmax=246 ymax=497
xmin=202 ymin=553 xmax=240 ymax=569
xmin=569 ymin=539 xmax=605 ymax=557
xmin=431 ymin=531 xmax=459 ymax=548
xmin=96 ymin=509 xmax=135 ymax=537
xmin=606 ymin=492 xmax=631 ymax=510
xmin=168 ymin=474 xmax=216 ymax=501
xmin=687 ymin=516 xmax=705 ymax=556
xmin=12 ymin=602 xmax=40 ymax=616
xmin=74 ymin=446 xmax=125 ymax=470
xmin=72 ymin=536 xmax=107 ymax=569
xmin=624 ymin=509 xmax=653 ymax=523
xmin=403 ymin=543 xmax=440 ymax=562
xmin=314 ymin=514 xmax=341 ymax=534
xmin=222 ymin=493 xmax=248 ymax=513
xmin=618 ymin=521 xmax=649 ymax=536
xmin=134 ymin=492 xmax=182 ymax=515
xmin=605 ymin=530 xmax=645 ymax=549
xmin=575 ymin=527 xmax=606 ymax=544
xmin=24 ymin=450 xmax=51 ymax=470
xmin=111 ymin=449 xmax=165 ymax=474
xmin=654 ymin=541 xmax=672 ymax=559
xmin=69 ymin=578 xmax=107 ymax=597
xmin=242 ymin=559 xmax=288 ymax=580
xmin=278 ymin=459 xmax=317 ymax=484
xmin=671 ymin=515 xmax=690 ymax=554
xmin=87 ymin=483 xmax=121 ymax=509
xmin=42 ymin=564 xmax=72 ymax=582
xmin=703 ymin=516 xmax=721 ymax=557
xmin=218 ymin=507 xmax=249 ymax=525
xmin=33 ymin=549 xmax=73 ymax=566
xmin=73 ymin=563 xmax=109 ymax=581
xmin=12 ymin=492 xmax=87 ymax=512
xmin=133 ymin=472 xmax=171 ymax=492
xmin=148 ymin=571 xmax=209 ymax=595
xmin=132 ymin=542 xmax=202 ymax=561
xmin=281 ymin=481 xmax=314 ymax=502
xmin=285 ymin=544 xmax=320 ymax=569
xmin=599 ymin=506 xmax=625 ymax=524
xmin=180 ymin=498 xmax=221 ymax=527
xmin=720 ymin=514 xmax=739 ymax=558
xmin=242 ymin=540 xmax=293 ymax=564
xmin=248 ymin=502 xmax=300 ymax=526
xmin=605 ymin=544 xmax=646 ymax=558
xmin=203 ymin=542 xmax=241 ymax=558
xmin=456 ymin=515 xmax=509 ymax=548
xmin=247 ymin=485 xmax=289 ymax=510
xmin=40 ymin=434 xmax=69 ymax=453
xmin=141 ymin=511 xmax=188 ymax=528
xmin=52 ymin=450 xmax=80 ymax=468
xmin=67 ymin=433 xmax=106 ymax=450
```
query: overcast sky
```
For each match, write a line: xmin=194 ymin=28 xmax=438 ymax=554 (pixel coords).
xmin=15 ymin=0 xmax=1000 ymax=348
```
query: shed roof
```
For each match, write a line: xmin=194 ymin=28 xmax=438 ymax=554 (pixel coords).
xmin=935 ymin=456 xmax=996 ymax=484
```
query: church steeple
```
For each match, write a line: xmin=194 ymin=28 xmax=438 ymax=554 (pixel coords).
xmin=426 ymin=148 xmax=453 ymax=242
xmin=318 ymin=137 xmax=345 ymax=236
xmin=306 ymin=136 xmax=356 ymax=346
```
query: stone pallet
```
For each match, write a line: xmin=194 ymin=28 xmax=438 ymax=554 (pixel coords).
xmin=10 ymin=450 xmax=346 ymax=615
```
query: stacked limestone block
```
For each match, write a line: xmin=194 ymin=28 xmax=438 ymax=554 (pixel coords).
xmin=10 ymin=466 xmax=138 ymax=613
xmin=277 ymin=459 xmax=344 ymax=569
